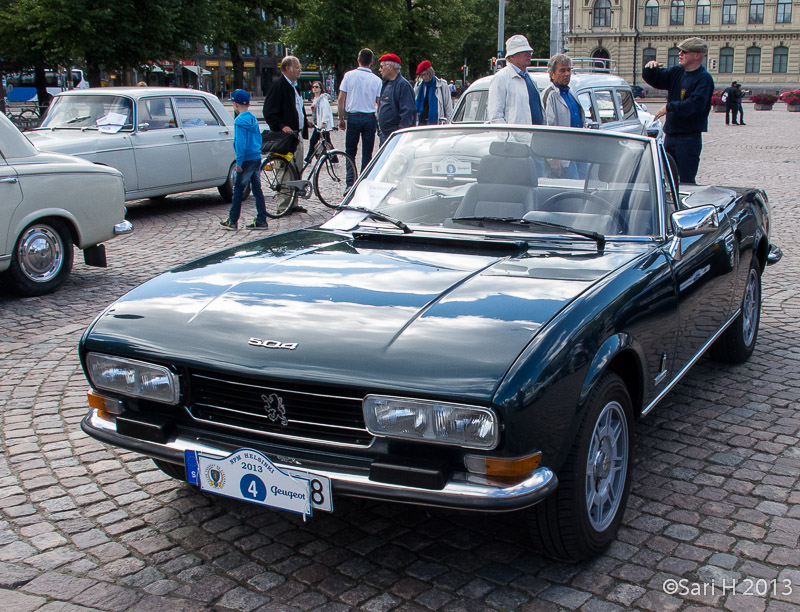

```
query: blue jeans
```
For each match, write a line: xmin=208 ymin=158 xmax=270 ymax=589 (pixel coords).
xmin=227 ymin=159 xmax=266 ymax=224
xmin=664 ymin=133 xmax=702 ymax=184
xmin=344 ymin=113 xmax=376 ymax=188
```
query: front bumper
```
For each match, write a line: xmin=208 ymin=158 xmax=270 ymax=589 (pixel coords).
xmin=82 ymin=408 xmax=558 ymax=512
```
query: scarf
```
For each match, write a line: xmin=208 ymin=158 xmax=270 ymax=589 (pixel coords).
xmin=415 ymin=79 xmax=438 ymax=124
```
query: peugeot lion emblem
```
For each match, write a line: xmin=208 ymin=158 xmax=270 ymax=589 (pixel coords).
xmin=261 ymin=393 xmax=289 ymax=427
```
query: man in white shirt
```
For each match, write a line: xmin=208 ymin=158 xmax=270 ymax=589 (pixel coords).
xmin=338 ymin=48 xmax=382 ymax=189
xmin=488 ymin=35 xmax=543 ymax=126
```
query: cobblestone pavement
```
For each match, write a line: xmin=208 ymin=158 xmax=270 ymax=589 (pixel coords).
xmin=1 ymin=112 xmax=798 ymax=612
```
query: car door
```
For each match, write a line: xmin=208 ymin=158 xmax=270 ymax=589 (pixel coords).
xmin=131 ymin=96 xmax=191 ymax=190
xmin=0 ymin=156 xmax=23 ymax=256
xmin=660 ymin=148 xmax=737 ymax=370
xmin=173 ymin=96 xmax=233 ymax=183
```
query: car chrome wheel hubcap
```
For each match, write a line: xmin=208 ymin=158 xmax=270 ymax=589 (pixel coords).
xmin=18 ymin=226 xmax=63 ymax=282
xmin=742 ymin=268 xmax=758 ymax=346
xmin=585 ymin=401 xmax=628 ymax=532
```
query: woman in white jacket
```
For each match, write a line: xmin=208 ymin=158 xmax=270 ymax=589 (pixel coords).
xmin=413 ymin=61 xmax=453 ymax=125
xmin=305 ymin=81 xmax=338 ymax=164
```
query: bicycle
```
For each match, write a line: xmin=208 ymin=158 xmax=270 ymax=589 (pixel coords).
xmin=3 ymin=104 xmax=42 ymax=130
xmin=260 ymin=128 xmax=356 ymax=218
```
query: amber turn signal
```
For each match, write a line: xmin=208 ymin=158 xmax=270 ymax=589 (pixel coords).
xmin=464 ymin=452 xmax=542 ymax=477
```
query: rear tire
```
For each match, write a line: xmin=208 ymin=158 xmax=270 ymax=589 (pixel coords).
xmin=261 ymin=156 xmax=299 ymax=218
xmin=527 ymin=373 xmax=633 ymax=561
xmin=218 ymin=162 xmax=251 ymax=203
xmin=3 ymin=219 xmax=74 ymax=296
xmin=313 ymin=150 xmax=357 ymax=209
xmin=709 ymin=260 xmax=761 ymax=363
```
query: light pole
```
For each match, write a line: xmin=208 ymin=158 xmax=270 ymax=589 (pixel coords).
xmin=497 ymin=0 xmax=505 ymax=58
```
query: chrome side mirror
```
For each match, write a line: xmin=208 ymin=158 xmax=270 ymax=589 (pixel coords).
xmin=587 ymin=121 xmax=600 ymax=130
xmin=667 ymin=205 xmax=718 ymax=261
xmin=137 ymin=122 xmax=150 ymax=132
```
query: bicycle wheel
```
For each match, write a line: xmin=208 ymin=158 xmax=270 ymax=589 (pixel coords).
xmin=313 ymin=150 xmax=357 ymax=209
xmin=261 ymin=155 xmax=299 ymax=218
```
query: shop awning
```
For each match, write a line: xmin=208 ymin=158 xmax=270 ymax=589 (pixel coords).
xmin=183 ymin=65 xmax=211 ymax=76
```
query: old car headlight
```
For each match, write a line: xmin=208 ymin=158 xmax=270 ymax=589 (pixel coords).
xmin=86 ymin=353 xmax=178 ymax=405
xmin=363 ymin=395 xmax=498 ymax=449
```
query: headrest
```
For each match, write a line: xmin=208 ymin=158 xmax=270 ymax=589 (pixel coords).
xmin=477 ymin=154 xmax=538 ymax=187
xmin=489 ymin=141 xmax=532 ymax=158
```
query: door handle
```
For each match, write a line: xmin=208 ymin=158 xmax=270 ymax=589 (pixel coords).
xmin=0 ymin=177 xmax=19 ymax=184
xmin=174 ymin=133 xmax=185 ymax=139
xmin=219 ymin=129 xmax=230 ymax=134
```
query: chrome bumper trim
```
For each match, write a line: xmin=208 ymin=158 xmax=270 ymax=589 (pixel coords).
xmin=82 ymin=409 xmax=558 ymax=512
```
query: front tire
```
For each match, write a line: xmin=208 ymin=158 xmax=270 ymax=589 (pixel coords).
xmin=709 ymin=260 xmax=761 ymax=363
xmin=3 ymin=220 xmax=74 ymax=296
xmin=261 ymin=156 xmax=299 ymax=218
xmin=527 ymin=373 xmax=633 ymax=561
xmin=313 ymin=150 xmax=357 ymax=209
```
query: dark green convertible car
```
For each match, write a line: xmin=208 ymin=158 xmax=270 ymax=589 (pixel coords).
xmin=80 ymin=125 xmax=780 ymax=560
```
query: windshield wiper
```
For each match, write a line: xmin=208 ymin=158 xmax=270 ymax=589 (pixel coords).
xmin=61 ymin=115 xmax=93 ymax=125
xmin=346 ymin=206 xmax=412 ymax=234
xmin=451 ymin=216 xmax=605 ymax=248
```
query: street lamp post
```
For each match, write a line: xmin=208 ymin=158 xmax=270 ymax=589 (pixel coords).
xmin=498 ymin=0 xmax=505 ymax=58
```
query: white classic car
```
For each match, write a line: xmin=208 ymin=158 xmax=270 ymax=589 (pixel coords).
xmin=1 ymin=112 xmax=132 ymax=296
xmin=26 ymin=87 xmax=240 ymax=202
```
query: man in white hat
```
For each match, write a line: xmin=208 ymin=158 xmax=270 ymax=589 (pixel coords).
xmin=488 ymin=34 xmax=543 ymax=126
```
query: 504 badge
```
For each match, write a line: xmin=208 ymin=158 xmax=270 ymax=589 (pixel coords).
xmin=185 ymin=448 xmax=332 ymax=516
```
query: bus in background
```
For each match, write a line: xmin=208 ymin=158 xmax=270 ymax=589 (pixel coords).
xmin=5 ymin=68 xmax=89 ymax=103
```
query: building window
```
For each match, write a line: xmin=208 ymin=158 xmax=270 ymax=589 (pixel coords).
xmin=749 ymin=0 xmax=764 ymax=23
xmin=670 ymin=0 xmax=685 ymax=24
xmin=722 ymin=0 xmax=737 ymax=23
xmin=777 ymin=0 xmax=792 ymax=22
xmin=643 ymin=48 xmax=657 ymax=66
xmin=593 ymin=0 xmax=612 ymax=26
xmin=668 ymin=47 xmax=680 ymax=68
xmin=746 ymin=47 xmax=761 ymax=73
xmin=645 ymin=0 xmax=659 ymax=25
xmin=772 ymin=46 xmax=789 ymax=72
xmin=242 ymin=47 xmax=252 ymax=56
xmin=719 ymin=48 xmax=734 ymax=72
xmin=694 ymin=0 xmax=710 ymax=23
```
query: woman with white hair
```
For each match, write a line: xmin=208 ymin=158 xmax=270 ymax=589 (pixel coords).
xmin=413 ymin=61 xmax=453 ymax=125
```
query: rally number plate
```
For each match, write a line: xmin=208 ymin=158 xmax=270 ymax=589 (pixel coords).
xmin=185 ymin=449 xmax=332 ymax=516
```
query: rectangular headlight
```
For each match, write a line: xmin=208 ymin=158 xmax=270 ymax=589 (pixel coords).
xmin=363 ymin=395 xmax=498 ymax=450
xmin=86 ymin=353 xmax=179 ymax=405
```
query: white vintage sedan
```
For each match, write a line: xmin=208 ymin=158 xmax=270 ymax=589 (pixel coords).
xmin=1 ymin=112 xmax=132 ymax=296
xmin=26 ymin=87 xmax=239 ymax=202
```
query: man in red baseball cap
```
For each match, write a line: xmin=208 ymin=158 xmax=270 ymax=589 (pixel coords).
xmin=377 ymin=53 xmax=416 ymax=144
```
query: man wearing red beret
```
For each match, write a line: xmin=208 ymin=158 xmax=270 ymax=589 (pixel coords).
xmin=414 ymin=60 xmax=453 ymax=125
xmin=377 ymin=53 xmax=416 ymax=145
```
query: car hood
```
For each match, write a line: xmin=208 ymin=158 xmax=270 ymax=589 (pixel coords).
xmin=26 ymin=129 xmax=130 ymax=155
xmin=83 ymin=229 xmax=640 ymax=400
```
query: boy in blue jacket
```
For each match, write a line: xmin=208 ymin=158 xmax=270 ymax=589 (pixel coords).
xmin=220 ymin=89 xmax=268 ymax=230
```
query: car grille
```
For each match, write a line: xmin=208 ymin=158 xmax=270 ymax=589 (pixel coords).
xmin=187 ymin=371 xmax=372 ymax=447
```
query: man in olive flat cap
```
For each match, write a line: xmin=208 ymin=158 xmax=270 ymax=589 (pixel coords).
xmin=642 ymin=37 xmax=714 ymax=184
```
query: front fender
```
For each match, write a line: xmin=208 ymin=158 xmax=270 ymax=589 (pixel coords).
xmin=579 ymin=333 xmax=632 ymax=406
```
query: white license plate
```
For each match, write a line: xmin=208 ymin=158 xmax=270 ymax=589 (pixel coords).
xmin=185 ymin=449 xmax=332 ymax=516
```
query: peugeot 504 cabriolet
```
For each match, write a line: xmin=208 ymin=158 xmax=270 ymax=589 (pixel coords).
xmin=79 ymin=125 xmax=780 ymax=560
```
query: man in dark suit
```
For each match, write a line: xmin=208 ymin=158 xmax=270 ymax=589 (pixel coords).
xmin=263 ymin=55 xmax=309 ymax=213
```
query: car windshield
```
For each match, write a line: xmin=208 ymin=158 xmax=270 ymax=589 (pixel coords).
xmin=346 ymin=127 xmax=658 ymax=238
xmin=40 ymin=95 xmax=134 ymax=131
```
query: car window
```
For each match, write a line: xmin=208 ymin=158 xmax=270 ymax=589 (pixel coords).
xmin=617 ymin=89 xmax=638 ymax=121
xmin=452 ymin=90 xmax=488 ymax=123
xmin=138 ymin=97 xmax=177 ymax=130
xmin=174 ymin=96 xmax=221 ymax=128
xmin=577 ymin=92 xmax=595 ymax=122
xmin=594 ymin=90 xmax=619 ymax=124
xmin=40 ymin=95 xmax=134 ymax=131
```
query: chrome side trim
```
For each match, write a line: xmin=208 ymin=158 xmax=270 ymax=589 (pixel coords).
xmin=83 ymin=409 xmax=558 ymax=512
xmin=642 ymin=309 xmax=739 ymax=416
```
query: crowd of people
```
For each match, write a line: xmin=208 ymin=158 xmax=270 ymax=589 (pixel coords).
xmin=221 ymin=34 xmax=716 ymax=229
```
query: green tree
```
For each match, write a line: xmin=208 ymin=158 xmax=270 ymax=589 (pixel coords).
xmin=206 ymin=0 xmax=296 ymax=91
xmin=285 ymin=0 xmax=396 ymax=84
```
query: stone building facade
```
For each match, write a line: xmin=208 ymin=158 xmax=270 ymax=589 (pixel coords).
xmin=567 ymin=0 xmax=800 ymax=93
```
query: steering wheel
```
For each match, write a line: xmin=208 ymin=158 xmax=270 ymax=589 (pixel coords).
xmin=541 ymin=191 xmax=625 ymax=233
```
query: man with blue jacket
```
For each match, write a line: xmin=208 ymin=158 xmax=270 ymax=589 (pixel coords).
xmin=220 ymin=89 xmax=268 ymax=230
